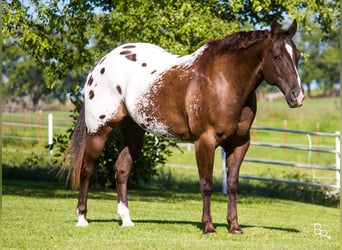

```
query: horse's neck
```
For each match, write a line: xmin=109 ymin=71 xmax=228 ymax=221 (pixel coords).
xmin=223 ymin=39 xmax=270 ymax=100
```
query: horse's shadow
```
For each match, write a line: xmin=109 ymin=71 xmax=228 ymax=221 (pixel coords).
xmin=87 ymin=218 xmax=300 ymax=233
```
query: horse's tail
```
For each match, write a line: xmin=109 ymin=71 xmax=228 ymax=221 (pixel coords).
xmin=60 ymin=105 xmax=87 ymax=189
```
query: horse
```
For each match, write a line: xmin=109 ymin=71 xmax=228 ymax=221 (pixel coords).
xmin=65 ymin=20 xmax=304 ymax=234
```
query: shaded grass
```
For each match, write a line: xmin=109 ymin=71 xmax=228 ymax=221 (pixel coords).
xmin=2 ymin=180 xmax=340 ymax=250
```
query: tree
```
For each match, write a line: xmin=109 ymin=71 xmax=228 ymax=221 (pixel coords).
xmin=2 ymin=42 xmax=48 ymax=111
xmin=3 ymin=0 xmax=339 ymax=186
xmin=296 ymin=28 xmax=340 ymax=96
xmin=2 ymin=41 xmax=83 ymax=109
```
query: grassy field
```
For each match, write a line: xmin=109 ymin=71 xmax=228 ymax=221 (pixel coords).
xmin=2 ymin=180 xmax=340 ymax=250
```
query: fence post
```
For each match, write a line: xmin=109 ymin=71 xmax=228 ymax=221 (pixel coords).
xmin=335 ymin=131 xmax=340 ymax=190
xmin=222 ymin=147 xmax=227 ymax=194
xmin=48 ymin=113 xmax=53 ymax=156
xmin=283 ymin=120 xmax=288 ymax=156
xmin=316 ymin=123 xmax=320 ymax=159
xmin=39 ymin=110 xmax=43 ymax=143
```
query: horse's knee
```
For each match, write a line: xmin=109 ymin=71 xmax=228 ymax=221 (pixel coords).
xmin=200 ymin=179 xmax=213 ymax=196
xmin=227 ymin=179 xmax=238 ymax=193
xmin=115 ymin=157 xmax=132 ymax=184
xmin=115 ymin=167 xmax=131 ymax=182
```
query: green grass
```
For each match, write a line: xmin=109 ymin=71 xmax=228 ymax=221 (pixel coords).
xmin=2 ymin=180 xmax=340 ymax=249
xmin=254 ymin=97 xmax=340 ymax=132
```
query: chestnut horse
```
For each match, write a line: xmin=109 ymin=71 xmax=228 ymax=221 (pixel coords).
xmin=65 ymin=20 xmax=304 ymax=234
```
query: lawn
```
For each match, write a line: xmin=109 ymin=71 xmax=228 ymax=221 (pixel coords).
xmin=2 ymin=180 xmax=340 ymax=249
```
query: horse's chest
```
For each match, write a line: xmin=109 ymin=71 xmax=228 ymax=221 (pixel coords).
xmin=211 ymin=97 xmax=256 ymax=144
xmin=231 ymin=101 xmax=256 ymax=139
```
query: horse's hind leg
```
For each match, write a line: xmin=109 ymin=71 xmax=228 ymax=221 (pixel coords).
xmin=76 ymin=126 xmax=112 ymax=227
xmin=115 ymin=117 xmax=145 ymax=227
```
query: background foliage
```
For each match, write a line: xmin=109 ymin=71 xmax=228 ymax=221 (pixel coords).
xmin=2 ymin=0 xmax=340 ymax=186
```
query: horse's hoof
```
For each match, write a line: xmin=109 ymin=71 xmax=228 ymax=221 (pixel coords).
xmin=121 ymin=219 xmax=135 ymax=227
xmin=229 ymin=228 xmax=243 ymax=234
xmin=76 ymin=214 xmax=89 ymax=227
xmin=76 ymin=220 xmax=89 ymax=227
xmin=204 ymin=224 xmax=217 ymax=234
xmin=204 ymin=230 xmax=217 ymax=235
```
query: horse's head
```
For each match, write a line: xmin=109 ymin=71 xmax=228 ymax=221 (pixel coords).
xmin=263 ymin=20 xmax=304 ymax=108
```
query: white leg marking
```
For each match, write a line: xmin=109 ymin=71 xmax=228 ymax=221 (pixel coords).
xmin=118 ymin=201 xmax=134 ymax=227
xmin=76 ymin=209 xmax=89 ymax=227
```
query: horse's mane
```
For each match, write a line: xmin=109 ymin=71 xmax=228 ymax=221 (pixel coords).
xmin=207 ymin=30 xmax=270 ymax=52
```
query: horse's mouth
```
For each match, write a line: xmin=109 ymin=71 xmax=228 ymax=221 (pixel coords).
xmin=289 ymin=102 xmax=302 ymax=108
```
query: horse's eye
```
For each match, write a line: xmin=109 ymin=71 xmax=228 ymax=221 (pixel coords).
xmin=273 ymin=55 xmax=281 ymax=61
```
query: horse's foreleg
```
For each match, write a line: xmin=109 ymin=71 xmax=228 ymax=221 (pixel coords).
xmin=76 ymin=127 xmax=111 ymax=227
xmin=195 ymin=133 xmax=216 ymax=234
xmin=224 ymin=138 xmax=250 ymax=234
xmin=115 ymin=118 xmax=145 ymax=227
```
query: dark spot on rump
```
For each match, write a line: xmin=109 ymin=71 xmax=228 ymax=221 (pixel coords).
xmin=120 ymin=50 xmax=132 ymax=55
xmin=151 ymin=70 xmax=157 ymax=74
xmin=171 ymin=65 xmax=177 ymax=69
xmin=89 ymin=90 xmax=95 ymax=99
xmin=99 ymin=115 xmax=106 ymax=119
xmin=99 ymin=57 xmax=106 ymax=64
xmin=87 ymin=75 xmax=93 ymax=86
xmin=123 ymin=45 xmax=136 ymax=49
xmin=140 ymin=124 xmax=147 ymax=130
xmin=116 ymin=85 xmax=122 ymax=95
xmin=100 ymin=67 xmax=105 ymax=74
xmin=125 ymin=54 xmax=137 ymax=62
xmin=142 ymin=63 xmax=147 ymax=67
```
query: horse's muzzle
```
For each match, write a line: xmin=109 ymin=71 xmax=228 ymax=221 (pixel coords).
xmin=287 ymin=89 xmax=305 ymax=108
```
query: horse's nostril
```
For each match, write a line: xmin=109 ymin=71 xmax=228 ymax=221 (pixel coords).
xmin=291 ymin=90 xmax=296 ymax=100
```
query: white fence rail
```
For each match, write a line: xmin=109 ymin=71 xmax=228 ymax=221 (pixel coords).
xmin=221 ymin=126 xmax=340 ymax=193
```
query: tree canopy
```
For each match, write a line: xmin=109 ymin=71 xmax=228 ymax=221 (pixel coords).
xmin=3 ymin=0 xmax=340 ymax=93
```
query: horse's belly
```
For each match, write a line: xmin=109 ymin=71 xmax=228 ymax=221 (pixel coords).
xmin=125 ymin=75 xmax=194 ymax=139
xmin=125 ymin=88 xmax=184 ymax=138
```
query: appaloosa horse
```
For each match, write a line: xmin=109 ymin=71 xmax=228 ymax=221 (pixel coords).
xmin=66 ymin=20 xmax=304 ymax=234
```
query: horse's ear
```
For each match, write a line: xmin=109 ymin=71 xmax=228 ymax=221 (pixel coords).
xmin=271 ymin=20 xmax=279 ymax=38
xmin=286 ymin=20 xmax=297 ymax=38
